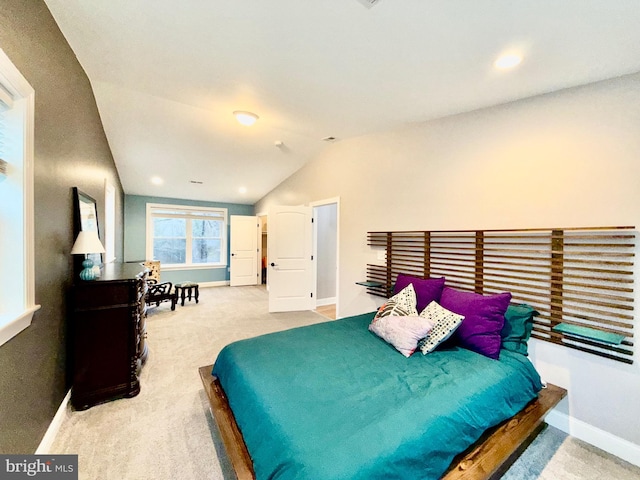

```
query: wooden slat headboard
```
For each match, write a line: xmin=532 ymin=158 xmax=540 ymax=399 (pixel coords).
xmin=366 ymin=226 xmax=636 ymax=364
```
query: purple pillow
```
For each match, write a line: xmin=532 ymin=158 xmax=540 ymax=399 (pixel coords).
xmin=439 ymin=287 xmax=511 ymax=360
xmin=394 ymin=274 xmax=445 ymax=313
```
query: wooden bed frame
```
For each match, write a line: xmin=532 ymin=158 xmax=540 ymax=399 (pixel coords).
xmin=199 ymin=365 xmax=567 ymax=480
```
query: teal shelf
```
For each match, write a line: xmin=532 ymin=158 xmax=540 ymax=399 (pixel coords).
xmin=552 ymin=323 xmax=625 ymax=345
xmin=356 ymin=281 xmax=384 ymax=288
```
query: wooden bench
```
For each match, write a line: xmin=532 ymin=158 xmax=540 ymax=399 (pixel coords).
xmin=198 ymin=365 xmax=567 ymax=480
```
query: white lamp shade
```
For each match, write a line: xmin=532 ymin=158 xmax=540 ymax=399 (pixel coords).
xmin=71 ymin=231 xmax=106 ymax=255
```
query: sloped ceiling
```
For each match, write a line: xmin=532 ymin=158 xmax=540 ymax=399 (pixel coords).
xmin=44 ymin=0 xmax=640 ymax=204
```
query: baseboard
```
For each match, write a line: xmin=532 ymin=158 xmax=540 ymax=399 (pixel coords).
xmin=316 ymin=297 xmax=336 ymax=307
xmin=198 ymin=281 xmax=229 ymax=288
xmin=35 ymin=388 xmax=71 ymax=454
xmin=545 ymin=408 xmax=640 ymax=468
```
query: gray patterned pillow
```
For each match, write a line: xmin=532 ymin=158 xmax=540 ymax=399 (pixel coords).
xmin=418 ymin=301 xmax=464 ymax=354
xmin=372 ymin=300 xmax=410 ymax=321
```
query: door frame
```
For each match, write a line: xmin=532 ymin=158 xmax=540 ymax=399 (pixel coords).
xmin=310 ymin=197 xmax=340 ymax=318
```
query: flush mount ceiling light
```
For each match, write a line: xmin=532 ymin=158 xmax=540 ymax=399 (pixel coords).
xmin=151 ymin=176 xmax=163 ymax=185
xmin=233 ymin=111 xmax=259 ymax=126
xmin=494 ymin=53 xmax=522 ymax=70
xmin=239 ymin=186 xmax=247 ymax=194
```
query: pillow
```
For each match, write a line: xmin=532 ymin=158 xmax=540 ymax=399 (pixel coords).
xmin=394 ymin=274 xmax=446 ymax=313
xmin=440 ymin=287 xmax=511 ymax=360
xmin=501 ymin=304 xmax=539 ymax=356
xmin=386 ymin=283 xmax=418 ymax=316
xmin=372 ymin=300 xmax=410 ymax=322
xmin=417 ymin=301 xmax=464 ymax=354
xmin=369 ymin=315 xmax=435 ymax=357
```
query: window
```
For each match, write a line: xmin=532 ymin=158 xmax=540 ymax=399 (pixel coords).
xmin=0 ymin=48 xmax=39 ymax=347
xmin=104 ymin=180 xmax=116 ymax=263
xmin=146 ymin=203 xmax=227 ymax=268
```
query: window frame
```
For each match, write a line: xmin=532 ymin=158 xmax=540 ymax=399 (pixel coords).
xmin=0 ymin=48 xmax=40 ymax=347
xmin=104 ymin=179 xmax=116 ymax=263
xmin=145 ymin=203 xmax=228 ymax=270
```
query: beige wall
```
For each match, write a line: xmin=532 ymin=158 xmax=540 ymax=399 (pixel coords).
xmin=256 ymin=72 xmax=640 ymax=450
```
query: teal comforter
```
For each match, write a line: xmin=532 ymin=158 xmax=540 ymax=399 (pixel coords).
xmin=212 ymin=312 xmax=542 ymax=480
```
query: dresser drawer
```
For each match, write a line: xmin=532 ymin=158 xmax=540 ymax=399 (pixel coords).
xmin=71 ymin=262 xmax=147 ymax=410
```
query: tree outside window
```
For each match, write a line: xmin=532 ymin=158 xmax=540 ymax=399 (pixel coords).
xmin=147 ymin=204 xmax=227 ymax=267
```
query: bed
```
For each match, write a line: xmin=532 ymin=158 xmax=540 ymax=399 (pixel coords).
xmin=201 ymin=302 xmax=566 ymax=479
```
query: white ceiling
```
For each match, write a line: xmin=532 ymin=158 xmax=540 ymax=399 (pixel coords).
xmin=44 ymin=0 xmax=640 ymax=204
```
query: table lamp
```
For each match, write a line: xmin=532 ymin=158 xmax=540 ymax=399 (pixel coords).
xmin=71 ymin=231 xmax=106 ymax=281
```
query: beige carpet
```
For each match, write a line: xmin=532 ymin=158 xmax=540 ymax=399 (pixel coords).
xmin=50 ymin=285 xmax=640 ymax=479
xmin=51 ymin=286 xmax=327 ymax=479
xmin=538 ymin=436 xmax=640 ymax=480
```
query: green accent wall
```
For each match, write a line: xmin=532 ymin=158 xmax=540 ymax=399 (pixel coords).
xmin=124 ymin=195 xmax=254 ymax=284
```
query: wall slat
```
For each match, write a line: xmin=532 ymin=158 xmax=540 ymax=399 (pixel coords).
xmin=366 ymin=226 xmax=635 ymax=364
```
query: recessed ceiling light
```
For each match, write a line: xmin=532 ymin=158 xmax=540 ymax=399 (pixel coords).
xmin=151 ymin=176 xmax=163 ymax=185
xmin=233 ymin=111 xmax=259 ymax=126
xmin=494 ymin=54 xmax=522 ymax=70
xmin=239 ymin=187 xmax=247 ymax=194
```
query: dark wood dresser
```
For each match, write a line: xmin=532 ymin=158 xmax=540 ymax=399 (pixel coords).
xmin=70 ymin=262 xmax=148 ymax=410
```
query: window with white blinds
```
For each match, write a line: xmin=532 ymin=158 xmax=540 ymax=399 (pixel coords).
xmin=146 ymin=203 xmax=228 ymax=268
xmin=0 ymin=48 xmax=39 ymax=347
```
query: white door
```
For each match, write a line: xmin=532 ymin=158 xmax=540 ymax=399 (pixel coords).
xmin=230 ymin=215 xmax=258 ymax=286
xmin=268 ymin=206 xmax=314 ymax=312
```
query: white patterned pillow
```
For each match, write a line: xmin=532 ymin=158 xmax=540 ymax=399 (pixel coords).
xmin=418 ymin=301 xmax=465 ymax=354
xmin=387 ymin=283 xmax=418 ymax=316
xmin=369 ymin=315 xmax=436 ymax=357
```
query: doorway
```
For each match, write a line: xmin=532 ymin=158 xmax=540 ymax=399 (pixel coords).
xmin=312 ymin=198 xmax=339 ymax=319
xmin=258 ymin=214 xmax=268 ymax=285
xmin=257 ymin=198 xmax=339 ymax=318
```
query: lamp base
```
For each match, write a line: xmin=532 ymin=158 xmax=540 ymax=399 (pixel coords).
xmin=79 ymin=258 xmax=97 ymax=281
